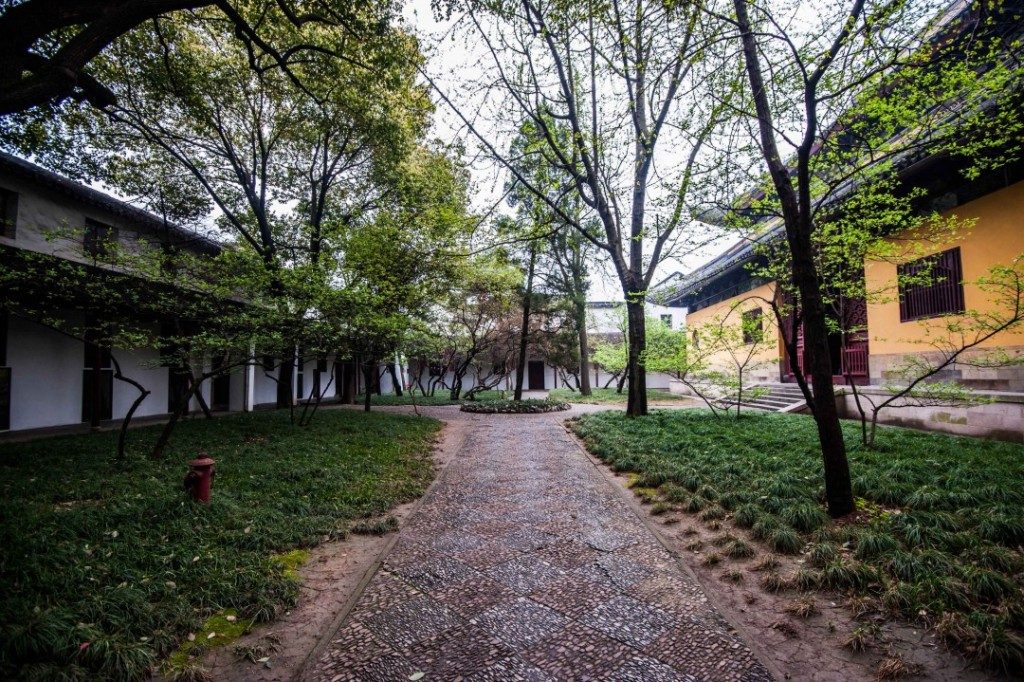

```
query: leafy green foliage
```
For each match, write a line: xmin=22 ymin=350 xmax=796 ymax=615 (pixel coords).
xmin=570 ymin=410 xmax=1024 ymax=671
xmin=0 ymin=409 xmax=440 ymax=679
xmin=459 ymin=398 xmax=570 ymax=414
xmin=548 ymin=388 xmax=691 ymax=404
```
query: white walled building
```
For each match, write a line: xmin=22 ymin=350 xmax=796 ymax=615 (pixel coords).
xmin=0 ymin=153 xmax=389 ymax=436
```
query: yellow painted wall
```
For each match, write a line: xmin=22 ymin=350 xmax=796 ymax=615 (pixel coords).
xmin=685 ymin=282 xmax=781 ymax=377
xmin=864 ymin=180 xmax=1024 ymax=356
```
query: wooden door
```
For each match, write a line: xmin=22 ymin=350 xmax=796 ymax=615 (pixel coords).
xmin=528 ymin=361 xmax=546 ymax=390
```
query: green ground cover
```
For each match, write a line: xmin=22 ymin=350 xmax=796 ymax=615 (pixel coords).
xmin=0 ymin=409 xmax=440 ymax=680
xmin=460 ymin=398 xmax=570 ymax=413
xmin=356 ymin=392 xmax=460 ymax=406
xmin=549 ymin=387 xmax=692 ymax=404
xmin=570 ymin=410 xmax=1024 ymax=672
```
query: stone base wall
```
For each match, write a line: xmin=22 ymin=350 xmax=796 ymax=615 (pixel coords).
xmin=835 ymin=387 xmax=1024 ymax=443
xmin=867 ymin=347 xmax=1024 ymax=392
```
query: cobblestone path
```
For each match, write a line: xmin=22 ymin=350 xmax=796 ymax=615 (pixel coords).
xmin=310 ymin=412 xmax=772 ymax=681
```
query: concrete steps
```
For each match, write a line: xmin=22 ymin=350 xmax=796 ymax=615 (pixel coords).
xmin=727 ymin=383 xmax=811 ymax=412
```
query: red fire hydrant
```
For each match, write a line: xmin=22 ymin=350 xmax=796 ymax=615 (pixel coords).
xmin=184 ymin=454 xmax=216 ymax=503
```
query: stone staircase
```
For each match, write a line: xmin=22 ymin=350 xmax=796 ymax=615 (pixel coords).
xmin=732 ymin=383 xmax=810 ymax=412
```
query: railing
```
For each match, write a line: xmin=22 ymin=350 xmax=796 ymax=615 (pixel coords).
xmin=841 ymin=345 xmax=869 ymax=376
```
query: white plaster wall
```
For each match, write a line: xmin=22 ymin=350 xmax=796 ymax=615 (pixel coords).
xmin=111 ymin=347 xmax=168 ymax=419
xmin=7 ymin=316 xmax=83 ymax=430
xmin=228 ymin=367 xmax=246 ymax=412
xmin=253 ymin=364 xmax=279 ymax=407
xmin=586 ymin=302 xmax=686 ymax=334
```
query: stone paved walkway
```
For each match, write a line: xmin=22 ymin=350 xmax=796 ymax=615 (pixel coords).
xmin=309 ymin=411 xmax=772 ymax=681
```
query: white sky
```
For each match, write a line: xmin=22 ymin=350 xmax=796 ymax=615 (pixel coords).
xmin=399 ymin=0 xmax=734 ymax=303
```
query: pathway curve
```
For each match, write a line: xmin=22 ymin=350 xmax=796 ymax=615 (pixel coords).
xmin=308 ymin=409 xmax=773 ymax=681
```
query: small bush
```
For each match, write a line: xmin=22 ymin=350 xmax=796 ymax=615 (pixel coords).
xmin=822 ymin=559 xmax=877 ymax=592
xmin=726 ymin=538 xmax=756 ymax=559
xmin=781 ymin=503 xmax=829 ymax=533
xmin=808 ymin=542 xmax=839 ymax=568
xmin=784 ymin=597 xmax=819 ymax=619
xmin=760 ymin=571 xmax=787 ymax=593
xmin=843 ymin=623 xmax=881 ymax=652
xmin=702 ymin=552 xmax=722 ymax=567
xmin=698 ymin=504 xmax=726 ymax=522
xmin=768 ymin=526 xmax=803 ymax=554
xmin=792 ymin=568 xmax=822 ymax=592
xmin=733 ymin=504 xmax=760 ymax=528
xmin=460 ymin=398 xmax=570 ymax=414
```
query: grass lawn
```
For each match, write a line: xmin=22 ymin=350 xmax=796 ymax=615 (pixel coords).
xmin=0 ymin=409 xmax=441 ymax=680
xmin=570 ymin=410 xmax=1024 ymax=671
xmin=549 ymin=387 xmax=692 ymax=404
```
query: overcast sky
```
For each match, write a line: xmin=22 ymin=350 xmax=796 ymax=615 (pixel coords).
xmin=400 ymin=0 xmax=734 ymax=303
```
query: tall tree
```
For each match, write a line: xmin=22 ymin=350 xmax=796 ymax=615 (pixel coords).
xmin=0 ymin=0 xmax=400 ymax=115
xmin=430 ymin=0 xmax=730 ymax=415
xmin=720 ymin=0 xmax=1023 ymax=515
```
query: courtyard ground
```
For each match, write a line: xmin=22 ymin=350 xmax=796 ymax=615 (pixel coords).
xmin=4 ymin=403 xmax=1016 ymax=680
xmin=308 ymin=405 xmax=773 ymax=681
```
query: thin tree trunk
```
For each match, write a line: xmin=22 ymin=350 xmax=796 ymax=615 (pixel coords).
xmin=615 ymin=370 xmax=627 ymax=392
xmin=111 ymin=356 xmax=150 ymax=461
xmin=577 ymin=298 xmax=592 ymax=397
xmin=277 ymin=355 xmax=294 ymax=408
xmin=514 ymin=245 xmax=537 ymax=401
xmin=301 ymin=363 xmax=335 ymax=427
xmin=387 ymin=363 xmax=403 ymax=396
xmin=625 ymin=300 xmax=648 ymax=416
xmin=733 ymin=0 xmax=854 ymax=517
xmin=362 ymin=363 xmax=374 ymax=412
xmin=151 ymin=379 xmax=202 ymax=459
xmin=191 ymin=374 xmax=213 ymax=419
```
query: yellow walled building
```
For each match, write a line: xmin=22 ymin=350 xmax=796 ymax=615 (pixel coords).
xmin=864 ymin=179 xmax=1024 ymax=388
xmin=665 ymin=174 xmax=1024 ymax=393
xmin=683 ymin=281 xmax=782 ymax=384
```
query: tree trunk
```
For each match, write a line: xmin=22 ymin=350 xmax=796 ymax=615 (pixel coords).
xmin=191 ymin=374 xmax=213 ymax=419
xmin=615 ymin=370 xmax=627 ymax=392
xmin=576 ymin=298 xmax=592 ymax=397
xmin=733 ymin=0 xmax=854 ymax=517
xmin=362 ymin=363 xmax=374 ymax=412
xmin=277 ymin=355 xmax=294 ymax=408
xmin=792 ymin=261 xmax=854 ymax=516
xmin=111 ymin=360 xmax=150 ymax=461
xmin=387 ymin=363 xmax=403 ymax=396
xmin=514 ymin=245 xmax=537 ymax=401
xmin=151 ymin=380 xmax=202 ymax=459
xmin=624 ymin=300 xmax=648 ymax=416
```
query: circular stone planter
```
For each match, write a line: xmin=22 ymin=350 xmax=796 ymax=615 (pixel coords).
xmin=460 ymin=398 xmax=571 ymax=414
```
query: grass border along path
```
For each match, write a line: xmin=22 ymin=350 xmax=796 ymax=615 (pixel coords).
xmin=570 ymin=409 xmax=1024 ymax=673
xmin=0 ymin=408 xmax=441 ymax=680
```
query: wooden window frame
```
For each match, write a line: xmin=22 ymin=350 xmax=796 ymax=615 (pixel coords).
xmin=897 ymin=247 xmax=965 ymax=322
xmin=742 ymin=308 xmax=764 ymax=344
xmin=84 ymin=217 xmax=118 ymax=259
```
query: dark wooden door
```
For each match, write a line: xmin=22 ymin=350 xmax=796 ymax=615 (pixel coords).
xmin=528 ymin=361 xmax=545 ymax=390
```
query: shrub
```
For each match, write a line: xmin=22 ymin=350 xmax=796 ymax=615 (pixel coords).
xmin=726 ymin=538 xmax=756 ymax=559
xmin=768 ymin=526 xmax=803 ymax=554
xmin=733 ymin=504 xmax=760 ymax=528
xmin=781 ymin=503 xmax=829 ymax=533
xmin=459 ymin=398 xmax=570 ymax=414
xmin=809 ymin=542 xmax=839 ymax=568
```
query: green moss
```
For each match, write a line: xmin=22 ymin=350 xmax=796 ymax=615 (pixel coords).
xmin=166 ymin=609 xmax=252 ymax=673
xmin=272 ymin=549 xmax=310 ymax=582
